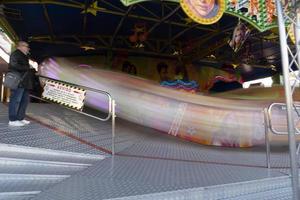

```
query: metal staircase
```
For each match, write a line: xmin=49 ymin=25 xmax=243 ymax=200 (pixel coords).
xmin=103 ymin=175 xmax=294 ymax=200
xmin=0 ymin=143 xmax=105 ymax=200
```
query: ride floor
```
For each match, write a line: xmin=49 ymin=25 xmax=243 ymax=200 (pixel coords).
xmin=0 ymin=103 xmax=298 ymax=200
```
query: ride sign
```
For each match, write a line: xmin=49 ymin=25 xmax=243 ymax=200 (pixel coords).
xmin=42 ymin=80 xmax=86 ymax=111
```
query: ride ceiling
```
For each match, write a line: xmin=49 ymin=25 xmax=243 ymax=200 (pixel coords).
xmin=0 ymin=0 xmax=284 ymax=80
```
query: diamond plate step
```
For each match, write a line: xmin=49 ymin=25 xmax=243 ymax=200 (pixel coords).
xmin=225 ymin=187 xmax=292 ymax=200
xmin=104 ymin=176 xmax=291 ymax=200
xmin=0 ymin=143 xmax=105 ymax=163
xmin=0 ymin=174 xmax=69 ymax=193
xmin=0 ymin=157 xmax=91 ymax=175
xmin=0 ymin=144 xmax=106 ymax=200
xmin=0 ymin=192 xmax=39 ymax=200
xmin=204 ymin=175 xmax=290 ymax=200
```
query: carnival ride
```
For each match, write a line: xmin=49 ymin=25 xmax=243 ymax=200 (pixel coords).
xmin=39 ymin=57 xmax=300 ymax=147
xmin=1 ymin=0 xmax=298 ymax=147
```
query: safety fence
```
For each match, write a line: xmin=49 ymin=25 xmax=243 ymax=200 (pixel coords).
xmin=264 ymin=103 xmax=300 ymax=168
xmin=1 ymin=73 xmax=117 ymax=155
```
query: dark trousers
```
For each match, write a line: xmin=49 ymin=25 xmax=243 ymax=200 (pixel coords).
xmin=8 ymin=88 xmax=29 ymax=121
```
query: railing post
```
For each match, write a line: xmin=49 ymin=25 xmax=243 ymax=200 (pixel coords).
xmin=264 ymin=108 xmax=271 ymax=169
xmin=276 ymin=0 xmax=300 ymax=198
xmin=1 ymin=73 xmax=5 ymax=103
xmin=112 ymin=99 xmax=116 ymax=155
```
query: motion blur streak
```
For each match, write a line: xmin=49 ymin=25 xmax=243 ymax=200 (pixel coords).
xmin=39 ymin=57 xmax=299 ymax=147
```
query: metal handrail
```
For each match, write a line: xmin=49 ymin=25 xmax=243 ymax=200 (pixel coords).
xmin=37 ymin=75 xmax=116 ymax=155
xmin=263 ymin=108 xmax=271 ymax=169
xmin=1 ymin=73 xmax=117 ymax=155
xmin=264 ymin=102 xmax=300 ymax=169
xmin=268 ymin=102 xmax=300 ymax=135
xmin=38 ymin=75 xmax=113 ymax=121
xmin=1 ymin=74 xmax=5 ymax=102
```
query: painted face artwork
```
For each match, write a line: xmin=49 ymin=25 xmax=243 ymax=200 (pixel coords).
xmin=191 ymin=0 xmax=216 ymax=17
xmin=228 ymin=22 xmax=251 ymax=52
xmin=181 ymin=0 xmax=225 ymax=25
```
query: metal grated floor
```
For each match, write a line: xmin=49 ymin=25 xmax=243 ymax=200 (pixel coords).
xmin=0 ymin=103 xmax=298 ymax=199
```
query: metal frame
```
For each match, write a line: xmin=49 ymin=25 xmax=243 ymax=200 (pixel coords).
xmin=42 ymin=3 xmax=55 ymax=41
xmin=29 ymin=34 xmax=183 ymax=58
xmin=2 ymin=0 xmax=213 ymax=29
xmin=263 ymin=108 xmax=271 ymax=169
xmin=267 ymin=103 xmax=300 ymax=135
xmin=110 ymin=5 xmax=133 ymax=46
xmin=1 ymin=0 xmax=214 ymax=32
xmin=264 ymin=103 xmax=300 ymax=169
xmin=273 ymin=0 xmax=300 ymax=198
xmin=2 ymin=0 xmax=226 ymax=60
xmin=2 ymin=0 xmax=282 ymax=64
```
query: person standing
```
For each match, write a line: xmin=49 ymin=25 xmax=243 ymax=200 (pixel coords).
xmin=8 ymin=41 xmax=31 ymax=126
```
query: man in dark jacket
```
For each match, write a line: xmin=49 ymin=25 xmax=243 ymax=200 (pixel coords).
xmin=8 ymin=41 xmax=31 ymax=126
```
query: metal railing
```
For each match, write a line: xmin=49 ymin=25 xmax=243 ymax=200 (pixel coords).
xmin=268 ymin=103 xmax=300 ymax=135
xmin=263 ymin=108 xmax=271 ymax=169
xmin=276 ymin=0 xmax=300 ymax=198
xmin=1 ymin=73 xmax=117 ymax=155
xmin=1 ymin=73 xmax=5 ymax=102
xmin=264 ymin=102 xmax=300 ymax=169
